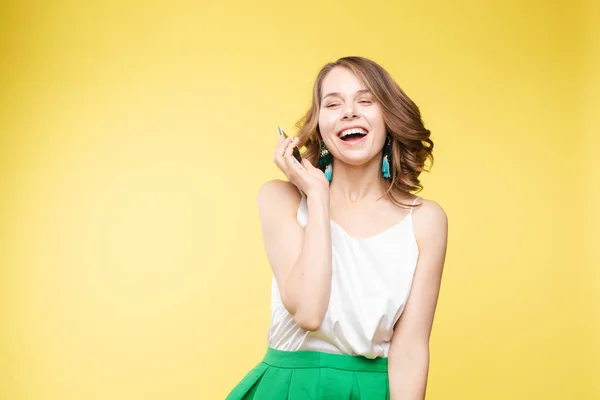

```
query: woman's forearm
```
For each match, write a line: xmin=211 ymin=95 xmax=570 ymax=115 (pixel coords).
xmin=285 ymin=191 xmax=332 ymax=331
xmin=389 ymin=344 xmax=430 ymax=400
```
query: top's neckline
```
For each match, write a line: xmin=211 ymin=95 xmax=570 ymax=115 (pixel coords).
xmin=329 ymin=213 xmax=412 ymax=241
xmin=297 ymin=189 xmax=419 ymax=241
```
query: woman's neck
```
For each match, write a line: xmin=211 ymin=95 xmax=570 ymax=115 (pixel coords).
xmin=328 ymin=156 xmax=387 ymax=204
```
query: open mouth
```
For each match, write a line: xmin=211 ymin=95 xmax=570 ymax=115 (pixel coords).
xmin=338 ymin=127 xmax=368 ymax=142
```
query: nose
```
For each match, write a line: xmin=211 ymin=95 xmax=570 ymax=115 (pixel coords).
xmin=341 ymin=102 xmax=359 ymax=120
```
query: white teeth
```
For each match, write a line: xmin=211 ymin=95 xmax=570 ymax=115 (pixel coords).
xmin=340 ymin=128 xmax=368 ymax=137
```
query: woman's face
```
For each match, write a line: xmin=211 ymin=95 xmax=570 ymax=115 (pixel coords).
xmin=318 ymin=66 xmax=387 ymax=166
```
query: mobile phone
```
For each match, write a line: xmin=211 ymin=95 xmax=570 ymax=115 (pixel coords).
xmin=278 ymin=126 xmax=302 ymax=163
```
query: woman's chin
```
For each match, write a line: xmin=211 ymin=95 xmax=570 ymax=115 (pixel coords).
xmin=334 ymin=153 xmax=379 ymax=167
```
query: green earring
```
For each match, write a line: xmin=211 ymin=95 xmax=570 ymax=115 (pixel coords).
xmin=318 ymin=140 xmax=333 ymax=183
xmin=382 ymin=136 xmax=392 ymax=179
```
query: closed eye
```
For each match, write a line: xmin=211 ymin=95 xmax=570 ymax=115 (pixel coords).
xmin=326 ymin=103 xmax=340 ymax=108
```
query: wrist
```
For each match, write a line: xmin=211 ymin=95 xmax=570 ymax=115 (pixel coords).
xmin=305 ymin=187 xmax=330 ymax=201
xmin=306 ymin=190 xmax=330 ymax=214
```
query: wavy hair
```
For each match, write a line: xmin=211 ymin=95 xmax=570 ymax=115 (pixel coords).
xmin=294 ymin=56 xmax=434 ymax=208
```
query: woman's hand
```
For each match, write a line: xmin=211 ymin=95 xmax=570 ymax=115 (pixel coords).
xmin=273 ymin=136 xmax=330 ymax=197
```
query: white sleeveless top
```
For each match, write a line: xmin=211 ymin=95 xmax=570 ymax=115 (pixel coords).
xmin=267 ymin=191 xmax=420 ymax=359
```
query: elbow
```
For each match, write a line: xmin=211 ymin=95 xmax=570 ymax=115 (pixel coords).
xmin=282 ymin=293 xmax=327 ymax=332
xmin=295 ymin=317 xmax=323 ymax=332
xmin=293 ymin=310 xmax=325 ymax=332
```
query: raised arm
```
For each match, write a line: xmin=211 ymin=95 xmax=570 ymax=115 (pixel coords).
xmin=258 ymin=136 xmax=332 ymax=331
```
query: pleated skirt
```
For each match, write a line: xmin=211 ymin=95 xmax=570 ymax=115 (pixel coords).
xmin=225 ymin=347 xmax=389 ymax=399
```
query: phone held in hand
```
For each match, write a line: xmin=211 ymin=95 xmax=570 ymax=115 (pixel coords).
xmin=278 ymin=126 xmax=303 ymax=163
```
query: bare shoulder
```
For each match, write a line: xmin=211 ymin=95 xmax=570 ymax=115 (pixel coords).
xmin=411 ymin=197 xmax=448 ymax=246
xmin=256 ymin=180 xmax=305 ymax=269
xmin=257 ymin=179 xmax=302 ymax=217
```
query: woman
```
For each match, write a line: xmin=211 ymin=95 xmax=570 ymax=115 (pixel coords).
xmin=226 ymin=56 xmax=448 ymax=399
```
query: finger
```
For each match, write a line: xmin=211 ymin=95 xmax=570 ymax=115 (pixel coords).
xmin=278 ymin=137 xmax=292 ymax=156
xmin=274 ymin=137 xmax=292 ymax=164
xmin=276 ymin=136 xmax=290 ymax=150
xmin=277 ymin=135 xmax=288 ymax=147
xmin=283 ymin=137 xmax=298 ymax=156
xmin=294 ymin=157 xmax=308 ymax=172
xmin=301 ymin=158 xmax=315 ymax=170
xmin=283 ymin=137 xmax=299 ymax=161
xmin=283 ymin=138 xmax=301 ymax=172
xmin=285 ymin=157 xmax=306 ymax=178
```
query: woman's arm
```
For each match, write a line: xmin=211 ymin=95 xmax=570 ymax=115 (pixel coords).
xmin=388 ymin=199 xmax=448 ymax=400
xmin=258 ymin=179 xmax=332 ymax=331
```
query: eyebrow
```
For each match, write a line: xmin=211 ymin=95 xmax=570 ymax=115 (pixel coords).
xmin=321 ymin=89 xmax=372 ymax=101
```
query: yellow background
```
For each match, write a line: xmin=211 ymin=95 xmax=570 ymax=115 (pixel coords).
xmin=1 ymin=1 xmax=598 ymax=399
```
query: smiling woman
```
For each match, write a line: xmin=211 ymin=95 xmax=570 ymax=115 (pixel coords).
xmin=226 ymin=56 xmax=448 ymax=400
xmin=295 ymin=56 xmax=435 ymax=207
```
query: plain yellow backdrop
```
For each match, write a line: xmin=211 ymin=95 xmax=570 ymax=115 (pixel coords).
xmin=1 ymin=0 xmax=598 ymax=399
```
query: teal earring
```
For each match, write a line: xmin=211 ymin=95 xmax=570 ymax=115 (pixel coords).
xmin=382 ymin=136 xmax=392 ymax=179
xmin=318 ymin=140 xmax=333 ymax=183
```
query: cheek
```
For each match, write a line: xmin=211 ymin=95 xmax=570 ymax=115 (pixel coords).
xmin=364 ymin=106 xmax=385 ymax=126
xmin=318 ymin=110 xmax=338 ymax=132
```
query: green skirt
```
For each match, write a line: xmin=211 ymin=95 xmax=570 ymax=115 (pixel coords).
xmin=225 ymin=347 xmax=389 ymax=399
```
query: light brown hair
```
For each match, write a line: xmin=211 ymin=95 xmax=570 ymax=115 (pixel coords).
xmin=295 ymin=56 xmax=434 ymax=208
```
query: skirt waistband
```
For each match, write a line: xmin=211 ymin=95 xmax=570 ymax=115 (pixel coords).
xmin=262 ymin=347 xmax=388 ymax=373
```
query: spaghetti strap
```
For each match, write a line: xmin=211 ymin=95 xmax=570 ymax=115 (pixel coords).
xmin=409 ymin=196 xmax=421 ymax=215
